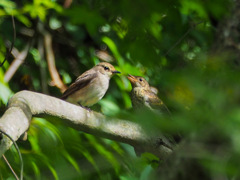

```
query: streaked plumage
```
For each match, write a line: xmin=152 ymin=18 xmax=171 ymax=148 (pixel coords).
xmin=128 ymin=74 xmax=170 ymax=114
xmin=128 ymin=74 xmax=182 ymax=144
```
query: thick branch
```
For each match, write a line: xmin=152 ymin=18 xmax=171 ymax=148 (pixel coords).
xmin=0 ymin=91 xmax=173 ymax=159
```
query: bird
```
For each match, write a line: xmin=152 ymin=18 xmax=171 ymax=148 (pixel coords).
xmin=61 ymin=62 xmax=120 ymax=108
xmin=149 ymin=86 xmax=158 ymax=95
xmin=128 ymin=74 xmax=182 ymax=144
xmin=127 ymin=74 xmax=170 ymax=114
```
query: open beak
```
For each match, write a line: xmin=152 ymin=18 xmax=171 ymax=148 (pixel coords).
xmin=112 ymin=70 xmax=121 ymax=74
xmin=127 ymin=74 xmax=137 ymax=83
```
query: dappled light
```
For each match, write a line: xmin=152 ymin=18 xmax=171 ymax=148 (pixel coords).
xmin=0 ymin=0 xmax=239 ymax=179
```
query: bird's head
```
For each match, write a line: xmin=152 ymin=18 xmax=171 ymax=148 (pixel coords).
xmin=97 ymin=62 xmax=121 ymax=77
xmin=127 ymin=74 xmax=150 ymax=88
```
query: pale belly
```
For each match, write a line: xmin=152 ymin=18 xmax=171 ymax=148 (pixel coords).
xmin=67 ymin=74 xmax=109 ymax=106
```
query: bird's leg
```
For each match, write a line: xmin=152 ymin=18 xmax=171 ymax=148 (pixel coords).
xmin=155 ymin=138 xmax=173 ymax=150
xmin=78 ymin=103 xmax=92 ymax=111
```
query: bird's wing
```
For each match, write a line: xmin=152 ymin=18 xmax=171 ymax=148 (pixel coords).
xmin=61 ymin=72 xmax=97 ymax=99
xmin=144 ymin=90 xmax=171 ymax=114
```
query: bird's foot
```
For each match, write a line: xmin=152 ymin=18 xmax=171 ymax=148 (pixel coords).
xmin=78 ymin=103 xmax=92 ymax=112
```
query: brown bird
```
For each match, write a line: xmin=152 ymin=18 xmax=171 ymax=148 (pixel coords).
xmin=128 ymin=74 xmax=182 ymax=145
xmin=61 ymin=62 xmax=120 ymax=108
xmin=127 ymin=74 xmax=170 ymax=114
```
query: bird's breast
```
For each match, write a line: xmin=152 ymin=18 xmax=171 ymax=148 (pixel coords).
xmin=83 ymin=74 xmax=109 ymax=106
xmin=67 ymin=73 xmax=110 ymax=106
xmin=131 ymin=88 xmax=146 ymax=108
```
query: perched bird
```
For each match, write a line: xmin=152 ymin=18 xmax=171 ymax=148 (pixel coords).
xmin=61 ymin=62 xmax=120 ymax=108
xmin=128 ymin=74 xmax=182 ymax=146
xmin=149 ymin=86 xmax=158 ymax=95
xmin=127 ymin=74 xmax=170 ymax=114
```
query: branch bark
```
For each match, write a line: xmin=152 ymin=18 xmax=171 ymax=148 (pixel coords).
xmin=4 ymin=45 xmax=29 ymax=82
xmin=0 ymin=91 xmax=174 ymax=159
xmin=44 ymin=32 xmax=67 ymax=93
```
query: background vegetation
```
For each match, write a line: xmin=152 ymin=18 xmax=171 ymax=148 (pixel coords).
xmin=0 ymin=0 xmax=240 ymax=179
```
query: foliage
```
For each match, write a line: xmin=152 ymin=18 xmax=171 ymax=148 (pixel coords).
xmin=0 ymin=0 xmax=239 ymax=179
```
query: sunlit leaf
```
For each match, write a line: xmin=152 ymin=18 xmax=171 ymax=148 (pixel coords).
xmin=85 ymin=134 xmax=120 ymax=173
xmin=0 ymin=82 xmax=13 ymax=104
xmin=31 ymin=161 xmax=41 ymax=179
xmin=30 ymin=117 xmax=63 ymax=144
xmin=61 ymin=150 xmax=81 ymax=173
xmin=180 ymin=0 xmax=208 ymax=19
xmin=102 ymin=36 xmax=124 ymax=66
xmin=47 ymin=163 xmax=59 ymax=180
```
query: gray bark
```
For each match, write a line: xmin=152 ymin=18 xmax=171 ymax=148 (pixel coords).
xmin=0 ymin=90 xmax=174 ymax=159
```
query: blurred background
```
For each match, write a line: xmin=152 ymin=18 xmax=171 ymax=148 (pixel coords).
xmin=1 ymin=0 xmax=240 ymax=179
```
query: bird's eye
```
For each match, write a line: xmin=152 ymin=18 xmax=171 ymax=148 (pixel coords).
xmin=139 ymin=78 xmax=143 ymax=82
xmin=104 ymin=66 xmax=110 ymax=70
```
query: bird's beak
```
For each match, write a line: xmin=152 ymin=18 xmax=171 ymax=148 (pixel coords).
xmin=127 ymin=74 xmax=137 ymax=83
xmin=112 ymin=70 xmax=121 ymax=74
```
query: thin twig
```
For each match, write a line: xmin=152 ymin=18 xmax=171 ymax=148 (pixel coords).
xmin=64 ymin=0 xmax=73 ymax=8
xmin=95 ymin=50 xmax=114 ymax=62
xmin=2 ymin=155 xmax=19 ymax=180
xmin=164 ymin=21 xmax=204 ymax=57
xmin=4 ymin=44 xmax=30 ymax=82
xmin=0 ymin=16 xmax=16 ymax=67
xmin=0 ymin=130 xmax=23 ymax=180
xmin=38 ymin=37 xmax=49 ymax=94
xmin=11 ymin=47 xmax=20 ymax=58
xmin=44 ymin=31 xmax=67 ymax=93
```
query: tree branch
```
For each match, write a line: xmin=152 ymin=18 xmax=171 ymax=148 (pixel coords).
xmin=0 ymin=91 xmax=174 ymax=159
xmin=44 ymin=32 xmax=67 ymax=93
xmin=4 ymin=44 xmax=29 ymax=82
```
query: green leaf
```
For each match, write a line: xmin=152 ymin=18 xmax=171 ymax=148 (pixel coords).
xmin=64 ymin=6 xmax=105 ymax=36
xmin=0 ymin=82 xmax=13 ymax=104
xmin=85 ymin=134 xmax=120 ymax=173
xmin=102 ymin=36 xmax=124 ymax=66
xmin=140 ymin=152 xmax=159 ymax=168
xmin=180 ymin=0 xmax=208 ymax=19
xmin=31 ymin=161 xmax=41 ymax=179
xmin=99 ymin=99 xmax=120 ymax=116
xmin=47 ymin=163 xmax=59 ymax=180
xmin=62 ymin=150 xmax=81 ymax=173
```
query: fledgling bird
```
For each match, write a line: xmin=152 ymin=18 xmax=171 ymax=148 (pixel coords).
xmin=150 ymin=86 xmax=158 ymax=95
xmin=127 ymin=74 xmax=170 ymax=114
xmin=128 ymin=74 xmax=182 ymax=144
xmin=61 ymin=62 xmax=120 ymax=108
